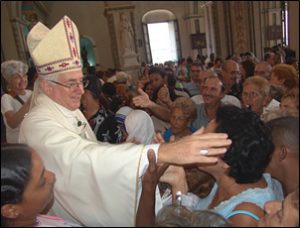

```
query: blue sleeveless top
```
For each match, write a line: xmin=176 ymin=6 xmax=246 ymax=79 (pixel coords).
xmin=182 ymin=173 xmax=284 ymax=220
xmin=163 ymin=126 xmax=196 ymax=142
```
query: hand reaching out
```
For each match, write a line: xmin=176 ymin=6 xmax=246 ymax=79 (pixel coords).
xmin=157 ymin=85 xmax=172 ymax=106
xmin=157 ymin=127 xmax=232 ymax=165
xmin=142 ymin=149 xmax=169 ymax=191
xmin=133 ymin=88 xmax=153 ymax=108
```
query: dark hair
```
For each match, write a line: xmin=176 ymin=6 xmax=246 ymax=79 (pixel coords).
xmin=148 ymin=67 xmax=166 ymax=79
xmin=215 ymin=106 xmax=274 ymax=184
xmin=143 ymin=81 xmax=152 ymax=92
xmin=187 ymin=56 xmax=193 ymax=64
xmin=241 ymin=59 xmax=255 ymax=79
xmin=1 ymin=144 xmax=32 ymax=226
xmin=84 ymin=75 xmax=102 ymax=100
xmin=264 ymin=52 xmax=274 ymax=62
xmin=102 ymin=82 xmax=116 ymax=97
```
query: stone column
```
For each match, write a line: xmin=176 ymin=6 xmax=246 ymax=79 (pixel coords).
xmin=104 ymin=4 xmax=140 ymax=82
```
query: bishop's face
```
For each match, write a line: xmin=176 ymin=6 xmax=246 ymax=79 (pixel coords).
xmin=46 ymin=70 xmax=85 ymax=111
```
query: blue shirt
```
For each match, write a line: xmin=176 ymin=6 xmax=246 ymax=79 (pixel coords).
xmin=163 ymin=126 xmax=197 ymax=142
xmin=181 ymin=173 xmax=284 ymax=219
xmin=191 ymin=103 xmax=210 ymax=130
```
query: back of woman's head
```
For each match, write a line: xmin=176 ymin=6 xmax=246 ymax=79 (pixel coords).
xmin=125 ymin=110 xmax=155 ymax=145
xmin=102 ymin=82 xmax=116 ymax=97
xmin=1 ymin=144 xmax=32 ymax=226
xmin=272 ymin=64 xmax=299 ymax=91
xmin=215 ymin=105 xmax=274 ymax=184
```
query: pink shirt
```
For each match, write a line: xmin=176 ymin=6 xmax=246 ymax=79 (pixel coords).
xmin=35 ymin=214 xmax=81 ymax=227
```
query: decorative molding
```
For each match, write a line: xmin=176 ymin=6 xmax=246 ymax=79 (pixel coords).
xmin=105 ymin=13 xmax=120 ymax=68
xmin=104 ymin=4 xmax=135 ymax=16
xmin=232 ymin=2 xmax=247 ymax=53
xmin=10 ymin=19 xmax=29 ymax=63
xmin=212 ymin=2 xmax=221 ymax=57
xmin=183 ymin=14 xmax=204 ymax=20
xmin=104 ymin=5 xmax=139 ymax=69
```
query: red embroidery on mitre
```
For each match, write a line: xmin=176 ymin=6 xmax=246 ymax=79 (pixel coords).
xmin=65 ymin=18 xmax=71 ymax=28
xmin=45 ymin=66 xmax=54 ymax=72
xmin=35 ymin=17 xmax=82 ymax=76
xmin=59 ymin=62 xmax=69 ymax=68
xmin=72 ymin=48 xmax=77 ymax=57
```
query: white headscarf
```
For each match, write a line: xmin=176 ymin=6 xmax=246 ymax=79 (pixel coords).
xmin=125 ymin=109 xmax=155 ymax=145
xmin=116 ymin=106 xmax=133 ymax=125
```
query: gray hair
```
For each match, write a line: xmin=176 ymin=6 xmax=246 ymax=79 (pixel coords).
xmin=1 ymin=60 xmax=29 ymax=82
xmin=190 ymin=210 xmax=231 ymax=227
xmin=39 ymin=73 xmax=59 ymax=82
xmin=261 ymin=109 xmax=299 ymax=123
xmin=155 ymin=205 xmax=192 ymax=227
xmin=243 ymin=76 xmax=270 ymax=97
xmin=155 ymin=206 xmax=232 ymax=227
xmin=171 ymin=97 xmax=197 ymax=122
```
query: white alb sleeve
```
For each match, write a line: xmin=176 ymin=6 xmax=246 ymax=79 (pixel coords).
xmin=138 ymin=144 xmax=160 ymax=178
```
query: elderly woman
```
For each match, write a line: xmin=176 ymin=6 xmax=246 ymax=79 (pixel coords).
xmin=1 ymin=60 xmax=32 ymax=143
xmin=242 ymin=76 xmax=275 ymax=116
xmin=163 ymin=97 xmax=197 ymax=142
xmin=161 ymin=105 xmax=283 ymax=227
xmin=162 ymin=97 xmax=213 ymax=198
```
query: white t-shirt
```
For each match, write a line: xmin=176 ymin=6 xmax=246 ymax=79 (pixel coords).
xmin=191 ymin=94 xmax=241 ymax=108
xmin=263 ymin=99 xmax=280 ymax=114
xmin=1 ymin=90 xmax=32 ymax=143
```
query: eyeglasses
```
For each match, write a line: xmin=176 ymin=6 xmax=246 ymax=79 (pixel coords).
xmin=242 ymin=91 xmax=262 ymax=99
xmin=48 ymin=80 xmax=85 ymax=90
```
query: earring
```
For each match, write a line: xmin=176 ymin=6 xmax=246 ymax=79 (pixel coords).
xmin=6 ymin=84 xmax=12 ymax=91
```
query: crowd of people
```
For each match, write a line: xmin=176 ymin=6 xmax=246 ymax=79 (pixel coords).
xmin=1 ymin=15 xmax=299 ymax=227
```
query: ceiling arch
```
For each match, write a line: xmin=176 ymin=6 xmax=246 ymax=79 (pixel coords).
xmin=142 ymin=9 xmax=176 ymax=23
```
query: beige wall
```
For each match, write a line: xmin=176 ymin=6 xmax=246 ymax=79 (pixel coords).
xmin=46 ymin=1 xmax=114 ymax=70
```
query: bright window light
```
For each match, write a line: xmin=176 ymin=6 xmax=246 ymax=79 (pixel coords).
xmin=148 ymin=22 xmax=178 ymax=64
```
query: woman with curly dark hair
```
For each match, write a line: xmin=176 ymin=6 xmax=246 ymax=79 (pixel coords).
xmin=161 ymin=105 xmax=284 ymax=227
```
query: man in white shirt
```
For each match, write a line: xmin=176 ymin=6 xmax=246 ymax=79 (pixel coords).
xmin=19 ymin=16 xmax=232 ymax=227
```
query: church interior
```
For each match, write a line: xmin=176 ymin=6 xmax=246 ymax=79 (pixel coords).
xmin=1 ymin=1 xmax=299 ymax=227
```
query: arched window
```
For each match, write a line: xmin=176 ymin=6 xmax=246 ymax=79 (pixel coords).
xmin=80 ymin=36 xmax=96 ymax=67
xmin=142 ymin=10 xmax=181 ymax=64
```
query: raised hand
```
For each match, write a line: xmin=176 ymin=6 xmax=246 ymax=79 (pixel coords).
xmin=142 ymin=149 xmax=169 ymax=191
xmin=157 ymin=127 xmax=232 ymax=165
xmin=136 ymin=149 xmax=169 ymax=227
xmin=157 ymin=85 xmax=172 ymax=106
xmin=132 ymin=88 xmax=153 ymax=108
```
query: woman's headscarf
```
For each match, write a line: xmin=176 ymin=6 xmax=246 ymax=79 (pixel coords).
xmin=125 ymin=109 xmax=155 ymax=145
